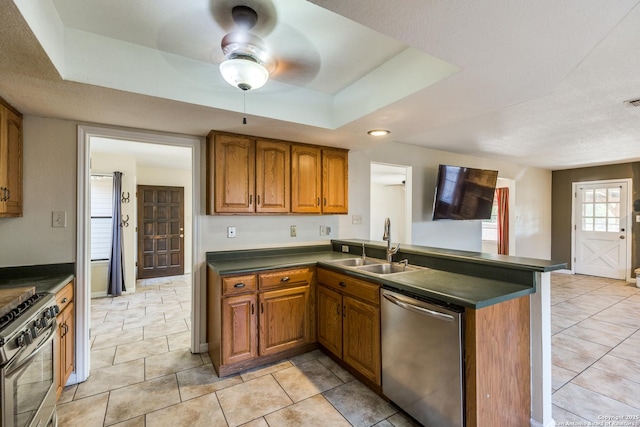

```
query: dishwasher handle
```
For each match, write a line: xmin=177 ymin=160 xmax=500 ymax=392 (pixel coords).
xmin=383 ymin=293 xmax=455 ymax=322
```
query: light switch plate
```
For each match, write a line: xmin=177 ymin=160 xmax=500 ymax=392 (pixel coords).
xmin=227 ymin=226 xmax=236 ymax=238
xmin=290 ymin=225 xmax=297 ymax=237
xmin=52 ymin=211 xmax=66 ymax=228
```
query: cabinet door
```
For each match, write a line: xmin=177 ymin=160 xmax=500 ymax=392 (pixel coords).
xmin=259 ymin=286 xmax=310 ymax=356
xmin=0 ymin=106 xmax=22 ymax=217
xmin=317 ymin=285 xmax=342 ymax=358
xmin=342 ymin=295 xmax=381 ymax=385
xmin=222 ymin=294 xmax=257 ymax=365
xmin=211 ymin=133 xmax=255 ymax=213
xmin=255 ymin=140 xmax=290 ymax=213
xmin=291 ymin=145 xmax=322 ymax=213
xmin=321 ymin=149 xmax=348 ymax=214
xmin=62 ymin=302 xmax=74 ymax=387
xmin=56 ymin=302 xmax=74 ymax=399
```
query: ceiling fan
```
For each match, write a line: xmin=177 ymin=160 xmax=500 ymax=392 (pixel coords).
xmin=213 ymin=1 xmax=320 ymax=91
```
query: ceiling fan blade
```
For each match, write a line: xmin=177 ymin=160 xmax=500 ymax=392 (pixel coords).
xmin=266 ymin=24 xmax=321 ymax=85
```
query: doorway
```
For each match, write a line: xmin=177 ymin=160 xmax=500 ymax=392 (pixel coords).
xmin=76 ymin=125 xmax=201 ymax=385
xmin=137 ymin=185 xmax=185 ymax=279
xmin=370 ymin=163 xmax=412 ymax=243
xmin=572 ymin=179 xmax=632 ymax=280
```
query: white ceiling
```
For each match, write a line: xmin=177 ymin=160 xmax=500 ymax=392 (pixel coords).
xmin=2 ymin=0 xmax=640 ymax=170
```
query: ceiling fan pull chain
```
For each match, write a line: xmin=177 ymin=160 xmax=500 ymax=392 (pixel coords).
xmin=243 ymin=91 xmax=247 ymax=125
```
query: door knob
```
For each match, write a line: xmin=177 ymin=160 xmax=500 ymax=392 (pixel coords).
xmin=180 ymin=234 xmax=184 ymax=238
xmin=620 ymin=235 xmax=625 ymax=239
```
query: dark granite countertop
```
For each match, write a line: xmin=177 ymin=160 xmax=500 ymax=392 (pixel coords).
xmin=206 ymin=241 xmax=564 ymax=309
xmin=0 ymin=263 xmax=75 ymax=295
xmin=0 ymin=274 xmax=74 ymax=295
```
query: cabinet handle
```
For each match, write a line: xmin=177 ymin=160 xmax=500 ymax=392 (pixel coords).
xmin=64 ymin=323 xmax=69 ymax=335
xmin=251 ymin=303 xmax=254 ymax=315
xmin=0 ymin=187 xmax=6 ymax=202
xmin=324 ymin=197 xmax=327 ymax=206
xmin=261 ymin=303 xmax=264 ymax=314
xmin=317 ymin=197 xmax=320 ymax=206
xmin=280 ymin=277 xmax=290 ymax=282
xmin=233 ymin=283 xmax=245 ymax=289
xmin=338 ymin=281 xmax=346 ymax=287
xmin=257 ymin=195 xmax=260 ymax=205
xmin=5 ymin=189 xmax=9 ymax=201
xmin=62 ymin=298 xmax=68 ymax=303
xmin=249 ymin=195 xmax=253 ymax=205
xmin=343 ymin=304 xmax=346 ymax=318
xmin=336 ymin=303 xmax=340 ymax=316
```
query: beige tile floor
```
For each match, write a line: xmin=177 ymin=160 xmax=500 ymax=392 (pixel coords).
xmin=551 ymin=273 xmax=640 ymax=425
xmin=57 ymin=273 xmax=640 ymax=426
xmin=56 ymin=275 xmax=418 ymax=427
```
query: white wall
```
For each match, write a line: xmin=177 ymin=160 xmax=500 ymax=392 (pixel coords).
xmin=3 ymin=117 xmax=550 ymax=265
xmin=340 ymin=142 xmax=552 ymax=259
xmin=0 ymin=116 xmax=76 ymax=267
xmin=370 ymin=183 xmax=407 ymax=243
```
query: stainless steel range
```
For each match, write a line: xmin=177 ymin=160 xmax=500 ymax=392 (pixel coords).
xmin=0 ymin=291 xmax=59 ymax=427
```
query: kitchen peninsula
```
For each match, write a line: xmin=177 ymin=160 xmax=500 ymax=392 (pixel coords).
xmin=207 ymin=239 xmax=565 ymax=427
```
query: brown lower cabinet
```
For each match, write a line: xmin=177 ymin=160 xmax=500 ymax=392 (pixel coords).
xmin=316 ymin=268 xmax=381 ymax=386
xmin=55 ymin=281 xmax=74 ymax=400
xmin=208 ymin=267 xmax=315 ymax=377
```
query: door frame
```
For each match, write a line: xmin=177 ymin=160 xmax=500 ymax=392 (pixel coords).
xmin=370 ymin=162 xmax=412 ymax=244
xmin=76 ymin=125 xmax=202 ymax=385
xmin=571 ymin=178 xmax=632 ymax=281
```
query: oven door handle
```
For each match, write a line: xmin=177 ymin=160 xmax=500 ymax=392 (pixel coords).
xmin=5 ymin=319 xmax=57 ymax=376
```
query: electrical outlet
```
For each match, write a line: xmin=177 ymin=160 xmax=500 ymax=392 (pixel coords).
xmin=342 ymin=245 xmax=349 ymax=253
xmin=52 ymin=211 xmax=66 ymax=228
xmin=227 ymin=226 xmax=236 ymax=238
xmin=326 ymin=226 xmax=331 ymax=235
xmin=319 ymin=225 xmax=326 ymax=236
xmin=290 ymin=225 xmax=297 ymax=237
xmin=352 ymin=214 xmax=363 ymax=224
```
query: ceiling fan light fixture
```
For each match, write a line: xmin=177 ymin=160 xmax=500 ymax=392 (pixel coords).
xmin=367 ymin=129 xmax=390 ymax=137
xmin=219 ymin=54 xmax=269 ymax=91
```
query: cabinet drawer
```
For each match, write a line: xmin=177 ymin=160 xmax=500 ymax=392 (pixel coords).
xmin=55 ymin=281 xmax=74 ymax=314
xmin=317 ymin=268 xmax=379 ymax=305
xmin=259 ymin=267 xmax=312 ymax=290
xmin=222 ymin=274 xmax=257 ymax=296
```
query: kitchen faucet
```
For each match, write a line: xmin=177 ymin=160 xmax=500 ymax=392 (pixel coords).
xmin=383 ymin=218 xmax=400 ymax=263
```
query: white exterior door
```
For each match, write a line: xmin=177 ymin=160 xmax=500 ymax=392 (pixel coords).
xmin=574 ymin=181 xmax=630 ymax=280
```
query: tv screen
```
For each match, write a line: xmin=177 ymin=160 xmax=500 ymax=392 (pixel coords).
xmin=432 ymin=164 xmax=498 ymax=220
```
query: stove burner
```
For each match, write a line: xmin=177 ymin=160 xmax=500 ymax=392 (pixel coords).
xmin=0 ymin=293 xmax=44 ymax=331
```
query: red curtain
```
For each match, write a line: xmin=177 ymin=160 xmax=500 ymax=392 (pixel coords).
xmin=496 ymin=187 xmax=509 ymax=255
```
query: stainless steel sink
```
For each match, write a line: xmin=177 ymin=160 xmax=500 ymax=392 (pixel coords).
xmin=356 ymin=263 xmax=421 ymax=275
xmin=325 ymin=257 xmax=424 ymax=276
xmin=328 ymin=257 xmax=385 ymax=267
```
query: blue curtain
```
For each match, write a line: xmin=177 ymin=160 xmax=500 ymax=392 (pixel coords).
xmin=107 ymin=171 xmax=126 ymax=296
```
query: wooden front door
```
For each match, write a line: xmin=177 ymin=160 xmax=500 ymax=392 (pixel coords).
xmin=137 ymin=185 xmax=184 ymax=279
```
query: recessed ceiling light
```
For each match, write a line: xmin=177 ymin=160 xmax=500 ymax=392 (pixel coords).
xmin=367 ymin=129 xmax=390 ymax=137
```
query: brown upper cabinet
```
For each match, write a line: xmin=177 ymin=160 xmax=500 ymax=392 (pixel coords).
xmin=291 ymin=145 xmax=321 ymax=213
xmin=321 ymin=149 xmax=348 ymax=214
xmin=207 ymin=130 xmax=348 ymax=215
xmin=0 ymin=100 xmax=23 ymax=218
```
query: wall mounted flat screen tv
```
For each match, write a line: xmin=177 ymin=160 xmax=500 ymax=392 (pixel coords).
xmin=432 ymin=164 xmax=498 ymax=220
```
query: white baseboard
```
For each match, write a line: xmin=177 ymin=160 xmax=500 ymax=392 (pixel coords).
xmin=531 ymin=418 xmax=555 ymax=427
xmin=91 ymin=291 xmax=108 ymax=299
xmin=196 ymin=342 xmax=208 ymax=354
xmin=554 ymin=269 xmax=573 ymax=275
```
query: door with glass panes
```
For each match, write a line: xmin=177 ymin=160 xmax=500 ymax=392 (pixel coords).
xmin=574 ymin=180 xmax=629 ymax=280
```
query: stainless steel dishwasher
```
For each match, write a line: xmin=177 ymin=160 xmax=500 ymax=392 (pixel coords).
xmin=381 ymin=288 xmax=464 ymax=427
